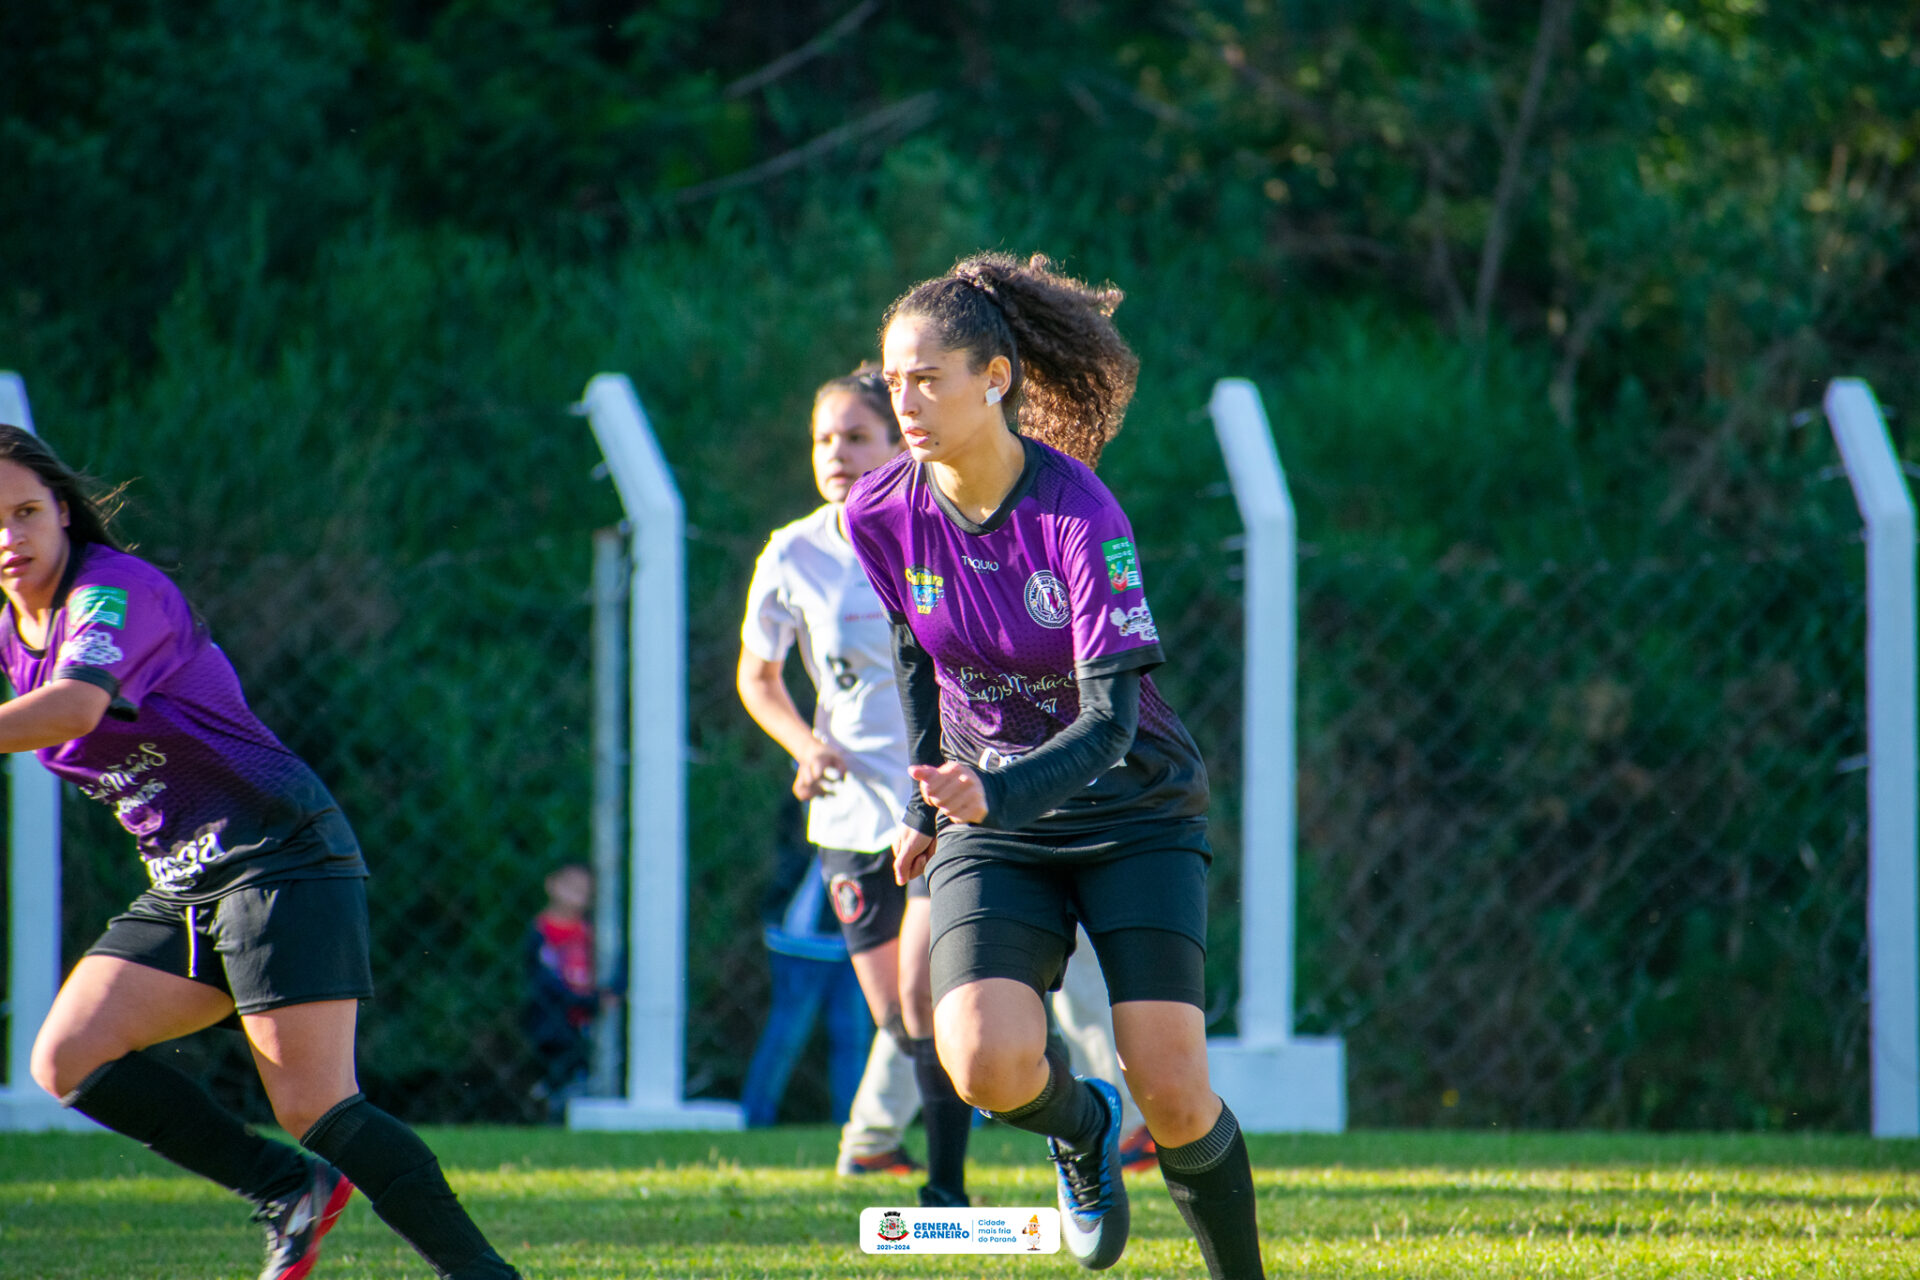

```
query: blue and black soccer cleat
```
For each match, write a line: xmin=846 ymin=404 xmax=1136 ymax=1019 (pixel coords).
xmin=1047 ymin=1077 xmax=1130 ymax=1270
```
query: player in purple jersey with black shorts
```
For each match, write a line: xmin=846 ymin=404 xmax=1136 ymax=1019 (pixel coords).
xmin=846 ymin=254 xmax=1266 ymax=1278
xmin=0 ymin=426 xmax=519 ymax=1280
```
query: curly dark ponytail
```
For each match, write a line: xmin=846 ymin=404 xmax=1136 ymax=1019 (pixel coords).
xmin=882 ymin=253 xmax=1139 ymax=469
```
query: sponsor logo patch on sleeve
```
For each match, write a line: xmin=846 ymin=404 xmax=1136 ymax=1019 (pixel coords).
xmin=68 ymin=585 xmax=129 ymax=629
xmin=58 ymin=630 xmax=125 ymax=668
xmin=1101 ymin=539 xmax=1142 ymax=592
xmin=1108 ymin=602 xmax=1158 ymax=643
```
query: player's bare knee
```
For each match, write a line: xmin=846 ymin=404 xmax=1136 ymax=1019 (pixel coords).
xmin=272 ymin=1099 xmax=329 ymax=1139
xmin=268 ymin=1085 xmax=355 ymax=1140
xmin=952 ymin=1073 xmax=1024 ymax=1113
xmin=1133 ymin=1078 xmax=1209 ymax=1117
xmin=938 ymin=1047 xmax=997 ymax=1108
xmin=939 ymin=1054 xmax=991 ymax=1107
xmin=1131 ymin=1078 xmax=1219 ymax=1147
xmin=29 ymin=1031 xmax=97 ymax=1100
xmin=947 ymin=1044 xmax=1039 ymax=1112
xmin=27 ymin=1041 xmax=65 ymax=1099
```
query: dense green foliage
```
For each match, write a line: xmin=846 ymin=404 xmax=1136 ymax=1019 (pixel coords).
xmin=2 ymin=1126 xmax=1916 ymax=1278
xmin=9 ymin=0 xmax=1916 ymax=542
xmin=3 ymin=1 xmax=1918 ymax=1127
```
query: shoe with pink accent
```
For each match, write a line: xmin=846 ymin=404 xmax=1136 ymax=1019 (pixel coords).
xmin=256 ymin=1157 xmax=353 ymax=1280
xmin=836 ymin=1146 xmax=925 ymax=1177
xmin=1118 ymin=1124 xmax=1158 ymax=1172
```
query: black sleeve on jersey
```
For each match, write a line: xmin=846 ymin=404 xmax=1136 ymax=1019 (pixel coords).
xmin=976 ymin=670 xmax=1140 ymax=833
xmin=54 ymin=667 xmax=138 ymax=721
xmin=1076 ymin=642 xmax=1164 ymax=681
xmin=890 ymin=618 xmax=944 ymax=839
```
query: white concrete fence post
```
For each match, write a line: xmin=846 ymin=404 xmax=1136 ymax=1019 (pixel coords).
xmin=1824 ymin=377 xmax=1920 ymax=1138
xmin=1202 ymin=378 xmax=1346 ymax=1132
xmin=569 ymin=374 xmax=740 ymax=1130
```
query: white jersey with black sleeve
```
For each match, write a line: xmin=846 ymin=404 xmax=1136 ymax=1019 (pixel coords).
xmin=741 ymin=504 xmax=911 ymax=854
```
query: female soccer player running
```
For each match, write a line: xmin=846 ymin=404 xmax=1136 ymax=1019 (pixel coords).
xmin=5 ymin=426 xmax=519 ymax=1280
xmin=737 ymin=366 xmax=974 ymax=1207
xmin=845 ymin=254 xmax=1266 ymax=1277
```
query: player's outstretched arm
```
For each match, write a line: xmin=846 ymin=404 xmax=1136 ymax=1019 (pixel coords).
xmin=0 ymin=677 xmax=110 ymax=752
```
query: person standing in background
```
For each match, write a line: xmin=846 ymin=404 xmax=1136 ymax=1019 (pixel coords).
xmin=738 ymin=365 xmax=974 ymax=1206
xmin=523 ymin=862 xmax=619 ymax=1123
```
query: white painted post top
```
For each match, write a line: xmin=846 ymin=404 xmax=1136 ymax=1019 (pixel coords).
xmin=578 ymin=373 xmax=683 ymax=525
xmin=1209 ymin=378 xmax=1292 ymax=531
xmin=1827 ymin=380 xmax=1914 ymax=528
xmin=0 ymin=373 xmax=38 ymax=433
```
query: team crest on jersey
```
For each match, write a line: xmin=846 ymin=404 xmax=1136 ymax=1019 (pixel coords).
xmin=1101 ymin=538 xmax=1141 ymax=592
xmin=906 ymin=566 xmax=945 ymax=614
xmin=1024 ymin=571 xmax=1070 ymax=629
xmin=68 ymin=585 xmax=129 ymax=629
xmin=829 ymin=873 xmax=866 ymax=923
xmin=58 ymin=630 xmax=124 ymax=668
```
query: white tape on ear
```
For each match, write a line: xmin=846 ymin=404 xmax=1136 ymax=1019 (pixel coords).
xmin=985 ymin=386 xmax=1003 ymax=405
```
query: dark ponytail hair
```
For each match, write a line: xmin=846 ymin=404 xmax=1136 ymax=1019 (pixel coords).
xmin=882 ymin=252 xmax=1139 ymax=468
xmin=813 ymin=362 xmax=899 ymax=442
xmin=0 ymin=424 xmax=124 ymax=550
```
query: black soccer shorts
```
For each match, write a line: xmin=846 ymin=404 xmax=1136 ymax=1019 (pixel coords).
xmin=88 ymin=876 xmax=375 ymax=1015
xmin=818 ymin=847 xmax=930 ymax=956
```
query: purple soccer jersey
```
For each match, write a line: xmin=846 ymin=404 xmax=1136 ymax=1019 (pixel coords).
xmin=0 ymin=545 xmax=364 ymax=902
xmin=846 ymin=438 xmax=1207 ymax=832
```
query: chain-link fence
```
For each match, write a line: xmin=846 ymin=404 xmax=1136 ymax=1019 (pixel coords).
xmin=682 ymin=503 xmax=1873 ymax=1132
xmin=1290 ymin=542 xmax=1869 ymax=1129
xmin=10 ymin=443 xmax=1875 ymax=1132
xmin=47 ymin=539 xmax=601 ymax=1123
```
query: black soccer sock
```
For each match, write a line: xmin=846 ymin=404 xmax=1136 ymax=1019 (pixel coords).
xmin=986 ymin=1044 xmax=1106 ymax=1151
xmin=64 ymin=1050 xmax=309 ymax=1208
xmin=1157 ymin=1103 xmax=1265 ymax=1280
xmin=301 ymin=1094 xmax=518 ymax=1279
xmin=907 ymin=1037 xmax=972 ymax=1199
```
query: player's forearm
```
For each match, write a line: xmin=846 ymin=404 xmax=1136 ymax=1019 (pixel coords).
xmin=735 ymin=658 xmax=819 ymax=763
xmin=975 ymin=671 xmax=1139 ymax=832
xmin=0 ymin=678 xmax=111 ymax=753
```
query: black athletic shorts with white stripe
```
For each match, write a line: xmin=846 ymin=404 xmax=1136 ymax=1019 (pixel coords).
xmin=87 ymin=876 xmax=374 ymax=1016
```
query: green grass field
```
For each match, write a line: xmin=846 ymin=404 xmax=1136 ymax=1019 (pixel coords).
xmin=1 ymin=1125 xmax=1915 ymax=1279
